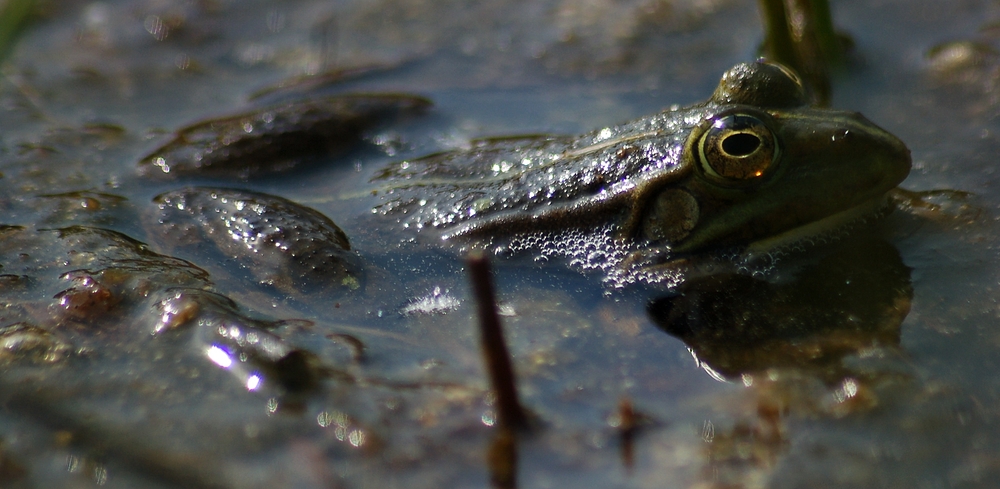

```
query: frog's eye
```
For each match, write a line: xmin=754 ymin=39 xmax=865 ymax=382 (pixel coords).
xmin=697 ymin=114 xmax=778 ymax=182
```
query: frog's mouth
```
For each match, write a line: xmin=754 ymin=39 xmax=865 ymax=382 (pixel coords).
xmin=742 ymin=193 xmax=894 ymax=258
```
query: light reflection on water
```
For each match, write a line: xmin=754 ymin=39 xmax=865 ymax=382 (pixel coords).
xmin=205 ymin=343 xmax=265 ymax=392
xmin=206 ymin=344 xmax=233 ymax=369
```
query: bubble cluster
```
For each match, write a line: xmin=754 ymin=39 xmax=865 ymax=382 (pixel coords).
xmin=500 ymin=225 xmax=686 ymax=289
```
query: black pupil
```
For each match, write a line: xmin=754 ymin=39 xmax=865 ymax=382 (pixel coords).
xmin=721 ymin=132 xmax=760 ymax=157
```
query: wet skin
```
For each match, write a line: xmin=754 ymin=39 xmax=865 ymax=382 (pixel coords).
xmin=144 ymin=61 xmax=912 ymax=294
xmin=371 ymin=61 xmax=911 ymax=259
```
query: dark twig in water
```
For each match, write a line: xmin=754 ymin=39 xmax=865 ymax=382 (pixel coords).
xmin=757 ymin=0 xmax=848 ymax=106
xmin=614 ymin=397 xmax=657 ymax=472
xmin=467 ymin=251 xmax=528 ymax=430
xmin=757 ymin=0 xmax=798 ymax=71
xmin=488 ymin=427 xmax=518 ymax=489
xmin=618 ymin=397 xmax=637 ymax=471
xmin=325 ymin=332 xmax=367 ymax=363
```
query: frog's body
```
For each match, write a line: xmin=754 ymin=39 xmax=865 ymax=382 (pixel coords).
xmin=371 ymin=62 xmax=911 ymax=258
xmin=143 ymin=62 xmax=912 ymax=293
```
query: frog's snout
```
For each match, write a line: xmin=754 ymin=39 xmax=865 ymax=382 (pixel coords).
xmin=868 ymin=122 xmax=912 ymax=190
xmin=839 ymin=110 xmax=912 ymax=190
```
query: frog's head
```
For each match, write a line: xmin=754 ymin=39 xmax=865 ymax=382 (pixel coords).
xmin=643 ymin=61 xmax=911 ymax=254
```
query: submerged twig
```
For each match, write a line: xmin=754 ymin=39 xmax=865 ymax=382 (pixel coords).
xmin=618 ymin=397 xmax=637 ymax=471
xmin=467 ymin=251 xmax=528 ymax=430
xmin=611 ymin=396 xmax=657 ymax=472
xmin=488 ymin=427 xmax=518 ymax=489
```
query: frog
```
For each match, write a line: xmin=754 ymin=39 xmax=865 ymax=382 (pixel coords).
xmin=146 ymin=61 xmax=911 ymax=294
xmin=369 ymin=61 xmax=911 ymax=274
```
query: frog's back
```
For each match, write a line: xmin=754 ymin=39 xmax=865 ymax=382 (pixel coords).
xmin=368 ymin=61 xmax=910 ymax=263
xmin=370 ymin=108 xmax=702 ymax=235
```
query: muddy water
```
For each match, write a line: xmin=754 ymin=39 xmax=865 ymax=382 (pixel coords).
xmin=1 ymin=1 xmax=999 ymax=488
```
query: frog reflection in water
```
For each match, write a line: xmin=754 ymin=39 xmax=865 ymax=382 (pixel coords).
xmin=369 ymin=61 xmax=911 ymax=277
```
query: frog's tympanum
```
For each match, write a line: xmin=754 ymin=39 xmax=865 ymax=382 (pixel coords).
xmin=372 ymin=61 xmax=911 ymax=271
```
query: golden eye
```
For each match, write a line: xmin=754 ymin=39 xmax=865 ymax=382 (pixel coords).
xmin=697 ymin=113 xmax=778 ymax=181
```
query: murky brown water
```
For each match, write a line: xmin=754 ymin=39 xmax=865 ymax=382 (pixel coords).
xmin=1 ymin=0 xmax=1000 ymax=488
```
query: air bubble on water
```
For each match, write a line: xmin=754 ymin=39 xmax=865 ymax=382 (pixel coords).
xmin=503 ymin=225 xmax=667 ymax=289
xmin=401 ymin=286 xmax=461 ymax=315
xmin=498 ymin=304 xmax=516 ymax=316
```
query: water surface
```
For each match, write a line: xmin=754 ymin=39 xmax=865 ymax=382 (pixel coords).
xmin=1 ymin=1 xmax=999 ymax=488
